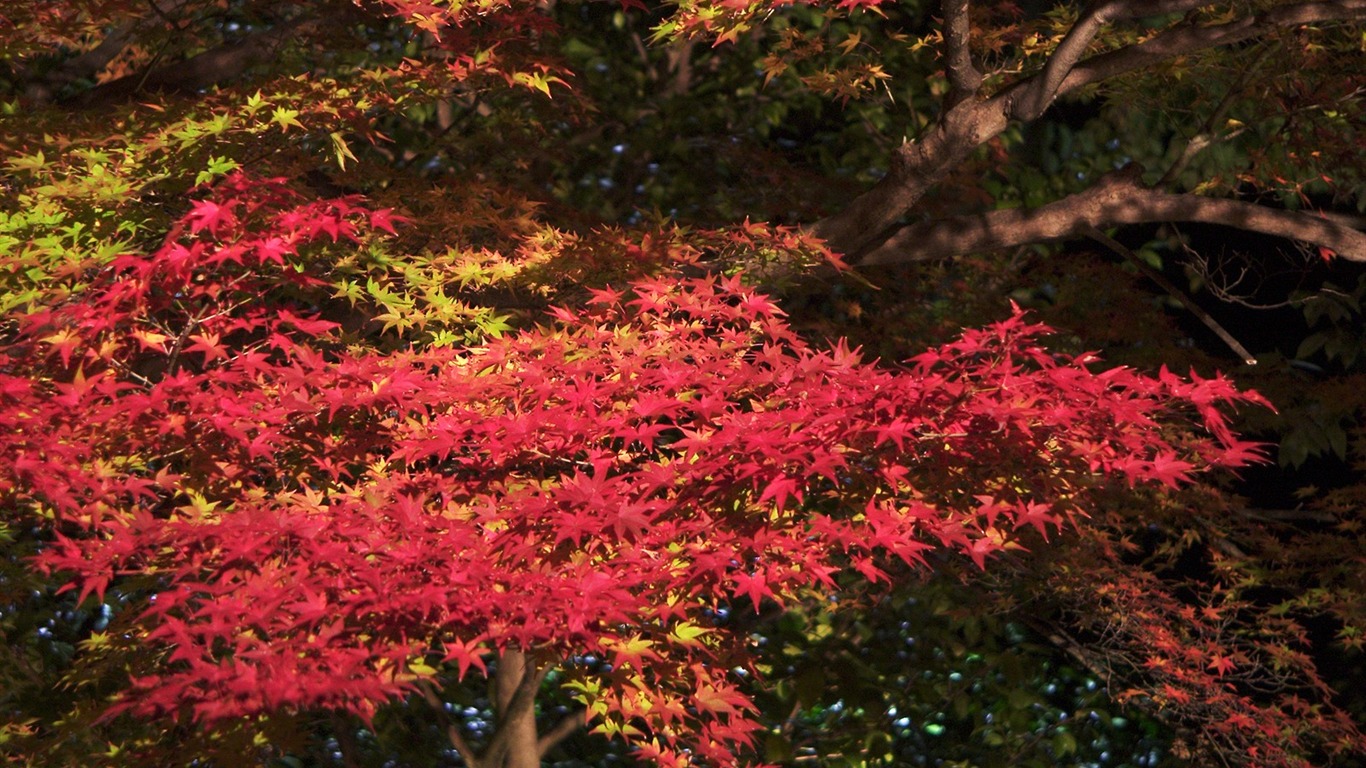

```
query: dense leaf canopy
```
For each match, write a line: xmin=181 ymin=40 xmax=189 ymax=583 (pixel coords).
xmin=2 ymin=2 xmax=1365 ymax=768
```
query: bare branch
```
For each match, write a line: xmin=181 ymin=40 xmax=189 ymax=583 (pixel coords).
xmin=859 ymin=167 xmax=1366 ymax=265
xmin=1180 ymin=236 xmax=1319 ymax=310
xmin=941 ymin=0 xmax=982 ymax=106
xmin=1081 ymin=223 xmax=1258 ymax=365
xmin=1155 ymin=41 xmax=1273 ymax=187
xmin=1017 ymin=614 xmax=1120 ymax=695
xmin=537 ymin=710 xmax=585 ymax=758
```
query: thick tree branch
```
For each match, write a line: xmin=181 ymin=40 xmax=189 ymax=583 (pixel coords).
xmin=23 ymin=24 xmax=136 ymax=104
xmin=75 ymin=15 xmax=319 ymax=105
xmin=813 ymin=0 xmax=1365 ymax=257
xmin=1055 ymin=1 xmax=1366 ymax=96
xmin=941 ymin=0 xmax=982 ymax=106
xmin=1016 ymin=1 xmax=1115 ymax=121
xmin=809 ymin=99 xmax=1009 ymax=256
xmin=1112 ymin=0 xmax=1214 ymax=16
xmin=1014 ymin=0 xmax=1221 ymax=119
xmin=20 ymin=0 xmax=196 ymax=104
xmin=1016 ymin=1 xmax=1211 ymax=120
xmin=858 ymin=167 xmax=1366 ymax=265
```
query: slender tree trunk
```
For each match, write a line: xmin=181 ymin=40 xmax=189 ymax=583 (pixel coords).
xmin=496 ymin=650 xmax=543 ymax=768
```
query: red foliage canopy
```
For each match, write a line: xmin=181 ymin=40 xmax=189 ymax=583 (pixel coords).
xmin=0 ymin=174 xmax=1265 ymax=764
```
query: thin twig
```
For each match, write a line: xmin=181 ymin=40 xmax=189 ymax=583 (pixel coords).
xmin=1157 ymin=42 xmax=1275 ymax=188
xmin=1080 ymin=223 xmax=1257 ymax=365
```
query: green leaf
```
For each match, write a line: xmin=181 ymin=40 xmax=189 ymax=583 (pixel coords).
xmin=270 ymin=106 xmax=303 ymax=131
xmin=1052 ymin=730 xmax=1077 ymax=757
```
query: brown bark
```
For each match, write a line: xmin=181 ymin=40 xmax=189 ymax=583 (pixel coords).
xmin=809 ymin=98 xmax=1009 ymax=256
xmin=1054 ymin=0 xmax=1366 ymax=97
xmin=20 ymin=0 xmax=197 ymax=104
xmin=1014 ymin=1 xmax=1113 ymax=122
xmin=813 ymin=1 xmax=1366 ymax=259
xmin=941 ymin=0 xmax=982 ymax=107
xmin=74 ymin=16 xmax=320 ymax=105
xmin=428 ymin=650 xmax=573 ymax=768
xmin=537 ymin=712 xmax=585 ymax=758
xmin=858 ymin=168 xmax=1366 ymax=265
xmin=489 ymin=650 xmax=547 ymax=768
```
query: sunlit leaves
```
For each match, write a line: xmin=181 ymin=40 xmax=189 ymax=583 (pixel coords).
xmin=7 ymin=1 xmax=1364 ymax=766
xmin=0 ymin=171 xmax=1268 ymax=765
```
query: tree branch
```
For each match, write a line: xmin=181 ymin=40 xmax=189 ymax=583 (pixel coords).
xmin=809 ymin=98 xmax=1009 ymax=255
xmin=1114 ymin=0 xmax=1214 ymax=16
xmin=537 ymin=710 xmax=585 ymax=758
xmin=662 ymin=38 xmax=697 ymax=97
xmin=20 ymin=0 xmax=198 ymax=104
xmin=75 ymin=15 xmax=319 ymax=105
xmin=417 ymin=680 xmax=485 ymax=768
xmin=1017 ymin=614 xmax=1121 ymax=694
xmin=1055 ymin=1 xmax=1366 ymax=97
xmin=1015 ymin=1 xmax=1116 ymax=121
xmin=1081 ymin=223 xmax=1258 ymax=365
xmin=23 ymin=24 xmax=136 ymax=104
xmin=1015 ymin=0 xmax=1212 ymax=120
xmin=812 ymin=0 xmax=1365 ymax=257
xmin=330 ymin=712 xmax=362 ymax=768
xmin=1015 ymin=0 xmax=1237 ymax=119
xmin=941 ymin=0 xmax=982 ymax=106
xmin=858 ymin=167 xmax=1366 ymax=265
xmin=1235 ymin=506 xmax=1339 ymax=524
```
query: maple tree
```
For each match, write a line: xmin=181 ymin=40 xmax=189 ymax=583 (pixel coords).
xmin=2 ymin=2 xmax=1365 ymax=768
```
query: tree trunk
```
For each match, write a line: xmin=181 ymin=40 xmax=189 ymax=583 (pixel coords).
xmin=495 ymin=650 xmax=543 ymax=768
